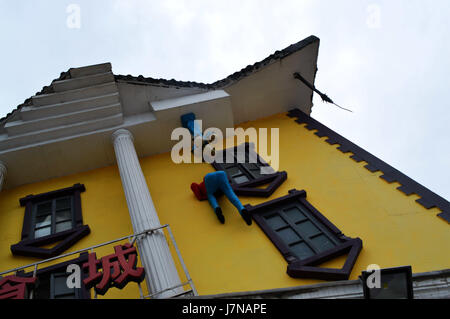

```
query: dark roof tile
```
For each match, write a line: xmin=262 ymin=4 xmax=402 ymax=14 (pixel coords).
xmin=115 ymin=35 xmax=320 ymax=89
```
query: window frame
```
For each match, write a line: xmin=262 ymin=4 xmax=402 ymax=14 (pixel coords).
xmin=20 ymin=254 xmax=90 ymax=300
xmin=50 ymin=271 xmax=81 ymax=299
xmin=211 ymin=142 xmax=287 ymax=197
xmin=246 ymin=189 xmax=363 ymax=281
xmin=31 ymin=195 xmax=75 ymax=240
xmin=11 ymin=184 xmax=90 ymax=259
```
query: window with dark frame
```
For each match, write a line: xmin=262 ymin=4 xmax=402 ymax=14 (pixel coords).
xmin=261 ymin=201 xmax=341 ymax=260
xmin=212 ymin=143 xmax=274 ymax=184
xmin=246 ymin=189 xmax=363 ymax=281
xmin=221 ymin=161 xmax=270 ymax=184
xmin=10 ymin=184 xmax=91 ymax=259
xmin=32 ymin=196 xmax=75 ymax=239
xmin=34 ymin=271 xmax=82 ymax=299
xmin=26 ymin=254 xmax=90 ymax=300
xmin=211 ymin=143 xmax=287 ymax=197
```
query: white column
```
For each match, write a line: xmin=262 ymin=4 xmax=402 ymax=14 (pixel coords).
xmin=112 ymin=129 xmax=183 ymax=298
xmin=0 ymin=162 xmax=6 ymax=191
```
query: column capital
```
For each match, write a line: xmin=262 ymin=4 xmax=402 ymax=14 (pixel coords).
xmin=111 ymin=129 xmax=134 ymax=144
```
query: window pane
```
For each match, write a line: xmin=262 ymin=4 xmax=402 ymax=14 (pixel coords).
xmin=257 ymin=163 xmax=274 ymax=174
xmin=246 ymin=163 xmax=260 ymax=170
xmin=36 ymin=202 xmax=52 ymax=216
xmin=277 ymin=227 xmax=301 ymax=245
xmin=233 ymin=175 xmax=249 ymax=184
xmin=56 ymin=209 xmax=72 ymax=223
xmin=35 ymin=214 xmax=52 ymax=228
xmin=297 ymin=204 xmax=314 ymax=219
xmin=290 ymin=242 xmax=315 ymax=260
xmin=284 ymin=207 xmax=308 ymax=224
xmin=245 ymin=163 xmax=262 ymax=179
xmin=265 ymin=214 xmax=287 ymax=230
xmin=35 ymin=226 xmax=51 ymax=238
xmin=56 ymin=221 xmax=72 ymax=233
xmin=54 ymin=274 xmax=74 ymax=296
xmin=56 ymin=197 xmax=71 ymax=210
xmin=311 ymin=234 xmax=336 ymax=253
xmin=226 ymin=166 xmax=242 ymax=176
xmin=296 ymin=220 xmax=321 ymax=238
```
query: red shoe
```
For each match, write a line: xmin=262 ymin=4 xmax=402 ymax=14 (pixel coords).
xmin=191 ymin=181 xmax=207 ymax=201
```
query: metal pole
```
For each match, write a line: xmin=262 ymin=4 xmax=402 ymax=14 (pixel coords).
xmin=166 ymin=225 xmax=198 ymax=296
xmin=29 ymin=264 xmax=38 ymax=299
xmin=0 ymin=225 xmax=169 ymax=277
xmin=90 ymin=248 xmax=97 ymax=299
xmin=0 ymin=224 xmax=197 ymax=300
xmin=130 ymin=236 xmax=144 ymax=299
xmin=144 ymin=281 xmax=191 ymax=299
xmin=137 ymin=282 xmax=144 ymax=299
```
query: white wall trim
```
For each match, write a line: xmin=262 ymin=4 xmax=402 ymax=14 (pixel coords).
xmin=196 ymin=269 xmax=450 ymax=299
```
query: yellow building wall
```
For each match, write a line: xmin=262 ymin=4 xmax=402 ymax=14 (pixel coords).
xmin=0 ymin=165 xmax=142 ymax=299
xmin=0 ymin=111 xmax=448 ymax=298
xmin=139 ymin=112 xmax=450 ymax=296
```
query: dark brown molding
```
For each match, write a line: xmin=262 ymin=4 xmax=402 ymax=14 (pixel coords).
xmin=19 ymin=183 xmax=86 ymax=207
xmin=246 ymin=189 xmax=363 ymax=281
xmin=287 ymin=238 xmax=363 ymax=281
xmin=11 ymin=225 xmax=90 ymax=259
xmin=287 ymin=108 xmax=450 ymax=223
xmin=11 ymin=184 xmax=90 ymax=259
xmin=72 ymin=186 xmax=84 ymax=227
xmin=230 ymin=172 xmax=288 ymax=197
xmin=20 ymin=201 xmax=33 ymax=241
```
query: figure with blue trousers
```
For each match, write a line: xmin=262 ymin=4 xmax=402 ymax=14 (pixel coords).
xmin=206 ymin=171 xmax=251 ymax=225
xmin=182 ymin=113 xmax=251 ymax=226
xmin=191 ymin=171 xmax=252 ymax=225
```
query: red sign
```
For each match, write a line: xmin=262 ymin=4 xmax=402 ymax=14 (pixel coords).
xmin=83 ymin=243 xmax=145 ymax=295
xmin=0 ymin=275 xmax=37 ymax=299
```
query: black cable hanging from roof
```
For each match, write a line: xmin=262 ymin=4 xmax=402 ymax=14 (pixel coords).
xmin=293 ymin=72 xmax=353 ymax=113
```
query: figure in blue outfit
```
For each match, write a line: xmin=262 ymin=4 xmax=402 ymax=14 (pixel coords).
xmin=205 ymin=171 xmax=252 ymax=226
xmin=191 ymin=171 xmax=252 ymax=226
xmin=180 ymin=112 xmax=210 ymax=151
xmin=182 ymin=112 xmax=251 ymax=226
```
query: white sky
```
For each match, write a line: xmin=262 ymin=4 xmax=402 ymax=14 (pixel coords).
xmin=0 ymin=0 xmax=449 ymax=200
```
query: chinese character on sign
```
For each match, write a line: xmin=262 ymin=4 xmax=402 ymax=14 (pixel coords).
xmin=0 ymin=275 xmax=37 ymax=299
xmin=83 ymin=243 xmax=145 ymax=295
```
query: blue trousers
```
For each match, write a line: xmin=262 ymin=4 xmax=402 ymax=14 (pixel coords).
xmin=204 ymin=171 xmax=245 ymax=215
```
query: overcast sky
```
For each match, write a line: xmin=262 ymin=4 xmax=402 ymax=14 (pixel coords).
xmin=0 ymin=0 xmax=449 ymax=200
